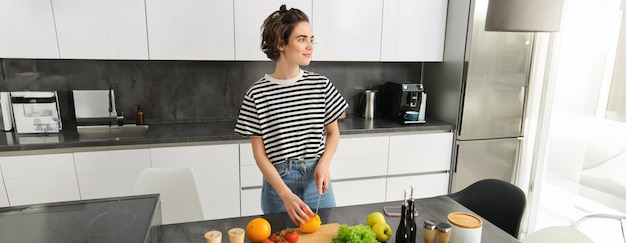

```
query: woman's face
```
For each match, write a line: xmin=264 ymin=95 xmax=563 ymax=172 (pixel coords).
xmin=280 ymin=21 xmax=314 ymax=66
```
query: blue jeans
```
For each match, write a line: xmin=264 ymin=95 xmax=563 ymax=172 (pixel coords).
xmin=261 ymin=157 xmax=336 ymax=214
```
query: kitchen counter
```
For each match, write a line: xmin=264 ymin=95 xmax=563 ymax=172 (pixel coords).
xmin=0 ymin=117 xmax=454 ymax=154
xmin=0 ymin=194 xmax=161 ymax=243
xmin=158 ymin=195 xmax=519 ymax=243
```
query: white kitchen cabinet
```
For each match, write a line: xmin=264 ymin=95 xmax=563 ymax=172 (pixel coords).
xmin=239 ymin=143 xmax=262 ymax=216
xmin=0 ymin=0 xmax=59 ymax=58
xmin=241 ymin=135 xmax=390 ymax=187
xmin=0 ymin=153 xmax=79 ymax=206
xmin=146 ymin=0 xmax=234 ymax=60
xmin=234 ymin=0 xmax=313 ymax=61
xmin=381 ymin=0 xmax=448 ymax=62
xmin=386 ymin=173 xmax=450 ymax=201
xmin=0 ymin=168 xmax=9 ymax=207
xmin=74 ymin=149 xmax=151 ymax=200
xmin=150 ymin=144 xmax=240 ymax=220
xmin=312 ymin=0 xmax=383 ymax=61
xmin=239 ymin=143 xmax=261 ymax=187
xmin=330 ymin=136 xmax=389 ymax=180
xmin=333 ymin=178 xmax=387 ymax=207
xmin=388 ymin=132 xmax=454 ymax=175
xmin=51 ymin=0 xmax=149 ymax=59
xmin=331 ymin=136 xmax=389 ymax=206
xmin=240 ymin=188 xmax=262 ymax=216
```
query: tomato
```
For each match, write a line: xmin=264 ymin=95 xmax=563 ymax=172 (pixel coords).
xmin=281 ymin=229 xmax=299 ymax=243
xmin=261 ymin=239 xmax=274 ymax=243
xmin=268 ymin=232 xmax=281 ymax=242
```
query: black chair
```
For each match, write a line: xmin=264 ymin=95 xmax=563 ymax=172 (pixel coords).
xmin=449 ymin=179 xmax=526 ymax=238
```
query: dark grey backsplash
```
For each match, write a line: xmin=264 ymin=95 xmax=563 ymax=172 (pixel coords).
xmin=0 ymin=59 xmax=422 ymax=124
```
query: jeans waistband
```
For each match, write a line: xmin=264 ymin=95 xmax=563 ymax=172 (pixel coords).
xmin=274 ymin=155 xmax=320 ymax=170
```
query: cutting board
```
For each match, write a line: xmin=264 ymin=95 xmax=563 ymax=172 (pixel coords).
xmin=288 ymin=223 xmax=340 ymax=243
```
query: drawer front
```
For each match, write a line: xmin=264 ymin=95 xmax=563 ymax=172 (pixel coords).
xmin=332 ymin=178 xmax=387 ymax=207
xmin=240 ymin=165 xmax=263 ymax=187
xmin=240 ymin=188 xmax=262 ymax=217
xmin=335 ymin=136 xmax=389 ymax=159
xmin=331 ymin=136 xmax=389 ymax=180
xmin=239 ymin=143 xmax=255 ymax=166
xmin=0 ymin=153 xmax=75 ymax=179
xmin=386 ymin=173 xmax=449 ymax=201
xmin=331 ymin=156 xmax=388 ymax=180
xmin=388 ymin=133 xmax=453 ymax=175
xmin=5 ymin=176 xmax=80 ymax=206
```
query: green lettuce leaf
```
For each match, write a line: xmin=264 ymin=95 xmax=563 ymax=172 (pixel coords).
xmin=332 ymin=224 xmax=378 ymax=243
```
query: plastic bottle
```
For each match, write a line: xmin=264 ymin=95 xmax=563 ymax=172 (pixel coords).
xmin=136 ymin=105 xmax=145 ymax=125
xmin=395 ymin=190 xmax=409 ymax=243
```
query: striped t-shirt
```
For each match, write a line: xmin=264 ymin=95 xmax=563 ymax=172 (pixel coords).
xmin=234 ymin=69 xmax=348 ymax=164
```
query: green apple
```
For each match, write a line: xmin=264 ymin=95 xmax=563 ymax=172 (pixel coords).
xmin=372 ymin=222 xmax=392 ymax=242
xmin=367 ymin=212 xmax=386 ymax=227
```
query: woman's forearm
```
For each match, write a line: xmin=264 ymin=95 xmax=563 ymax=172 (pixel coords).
xmin=250 ymin=136 xmax=292 ymax=199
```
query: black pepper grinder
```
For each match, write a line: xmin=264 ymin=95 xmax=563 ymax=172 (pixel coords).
xmin=135 ymin=105 xmax=145 ymax=125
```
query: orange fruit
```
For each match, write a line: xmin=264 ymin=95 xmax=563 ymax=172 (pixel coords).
xmin=246 ymin=217 xmax=271 ymax=243
xmin=299 ymin=213 xmax=322 ymax=233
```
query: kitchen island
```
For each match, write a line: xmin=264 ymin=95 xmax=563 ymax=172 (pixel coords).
xmin=0 ymin=194 xmax=161 ymax=243
xmin=158 ymin=195 xmax=520 ymax=243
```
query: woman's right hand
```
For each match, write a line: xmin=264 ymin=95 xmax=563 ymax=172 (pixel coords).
xmin=280 ymin=192 xmax=313 ymax=226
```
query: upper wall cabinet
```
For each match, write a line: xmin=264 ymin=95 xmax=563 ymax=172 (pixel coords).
xmin=381 ymin=0 xmax=448 ymax=62
xmin=146 ymin=0 xmax=234 ymax=60
xmin=312 ymin=0 xmax=383 ymax=61
xmin=0 ymin=0 xmax=59 ymax=59
xmin=234 ymin=0 xmax=313 ymax=61
xmin=51 ymin=0 xmax=149 ymax=59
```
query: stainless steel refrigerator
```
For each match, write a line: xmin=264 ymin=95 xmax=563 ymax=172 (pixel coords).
xmin=423 ymin=0 xmax=534 ymax=193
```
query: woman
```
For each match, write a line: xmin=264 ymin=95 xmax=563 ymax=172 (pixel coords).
xmin=234 ymin=5 xmax=348 ymax=226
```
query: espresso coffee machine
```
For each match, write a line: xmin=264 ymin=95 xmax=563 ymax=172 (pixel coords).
xmin=381 ymin=82 xmax=427 ymax=124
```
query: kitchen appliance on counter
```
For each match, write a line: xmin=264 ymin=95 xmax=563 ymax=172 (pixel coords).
xmin=10 ymin=91 xmax=62 ymax=134
xmin=0 ymin=92 xmax=13 ymax=131
xmin=381 ymin=82 xmax=427 ymax=124
xmin=358 ymin=90 xmax=378 ymax=119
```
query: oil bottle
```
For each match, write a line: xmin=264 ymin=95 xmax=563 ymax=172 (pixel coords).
xmin=135 ymin=105 xmax=145 ymax=125
xmin=395 ymin=190 xmax=409 ymax=243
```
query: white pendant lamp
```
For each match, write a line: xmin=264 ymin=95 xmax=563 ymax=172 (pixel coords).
xmin=485 ymin=0 xmax=564 ymax=32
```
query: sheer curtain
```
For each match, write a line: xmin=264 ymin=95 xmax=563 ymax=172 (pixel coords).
xmin=525 ymin=0 xmax=626 ymax=242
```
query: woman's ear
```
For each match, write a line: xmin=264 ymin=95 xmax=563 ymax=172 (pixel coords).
xmin=278 ymin=45 xmax=285 ymax=52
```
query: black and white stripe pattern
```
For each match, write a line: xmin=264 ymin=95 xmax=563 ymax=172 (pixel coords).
xmin=235 ymin=70 xmax=348 ymax=163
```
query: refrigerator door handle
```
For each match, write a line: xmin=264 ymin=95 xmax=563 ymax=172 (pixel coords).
xmin=453 ymin=143 xmax=461 ymax=173
xmin=512 ymin=136 xmax=524 ymax=183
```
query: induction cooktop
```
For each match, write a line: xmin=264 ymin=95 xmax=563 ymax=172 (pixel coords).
xmin=0 ymin=194 xmax=161 ymax=243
